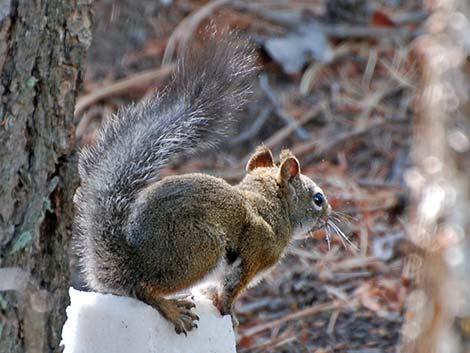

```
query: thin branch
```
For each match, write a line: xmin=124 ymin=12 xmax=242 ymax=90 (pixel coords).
xmin=238 ymin=300 xmax=340 ymax=337
xmin=74 ymin=65 xmax=173 ymax=118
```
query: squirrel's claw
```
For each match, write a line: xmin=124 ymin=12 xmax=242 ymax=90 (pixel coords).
xmin=178 ymin=310 xmax=198 ymax=334
xmin=139 ymin=295 xmax=199 ymax=336
xmin=163 ymin=298 xmax=199 ymax=335
xmin=178 ymin=300 xmax=196 ymax=310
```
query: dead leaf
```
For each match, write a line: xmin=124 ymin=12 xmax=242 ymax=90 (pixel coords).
xmin=264 ymin=24 xmax=334 ymax=74
xmin=370 ymin=10 xmax=396 ymax=27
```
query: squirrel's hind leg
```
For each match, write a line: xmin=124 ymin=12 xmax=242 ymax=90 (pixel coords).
xmin=135 ymin=282 xmax=199 ymax=335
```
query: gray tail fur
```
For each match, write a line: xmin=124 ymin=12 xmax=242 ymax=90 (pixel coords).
xmin=73 ymin=32 xmax=257 ymax=293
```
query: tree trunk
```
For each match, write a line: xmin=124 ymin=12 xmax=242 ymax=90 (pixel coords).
xmin=401 ymin=0 xmax=470 ymax=352
xmin=0 ymin=1 xmax=92 ymax=352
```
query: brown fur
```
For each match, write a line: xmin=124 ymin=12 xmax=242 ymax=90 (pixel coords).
xmin=128 ymin=147 xmax=331 ymax=333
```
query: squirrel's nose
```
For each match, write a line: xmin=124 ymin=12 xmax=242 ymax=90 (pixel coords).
xmin=318 ymin=204 xmax=331 ymax=224
xmin=324 ymin=204 xmax=332 ymax=219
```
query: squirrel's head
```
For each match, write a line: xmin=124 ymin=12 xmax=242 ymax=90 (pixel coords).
xmin=245 ymin=145 xmax=332 ymax=236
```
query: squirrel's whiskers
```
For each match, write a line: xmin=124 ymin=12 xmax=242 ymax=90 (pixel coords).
xmin=326 ymin=215 xmax=358 ymax=252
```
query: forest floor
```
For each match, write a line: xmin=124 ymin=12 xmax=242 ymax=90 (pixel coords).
xmin=76 ymin=0 xmax=426 ymax=351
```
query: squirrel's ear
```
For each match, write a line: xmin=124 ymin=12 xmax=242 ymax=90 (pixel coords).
xmin=278 ymin=157 xmax=300 ymax=186
xmin=246 ymin=145 xmax=275 ymax=171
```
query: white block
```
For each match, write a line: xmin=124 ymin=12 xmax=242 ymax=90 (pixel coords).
xmin=61 ymin=288 xmax=236 ymax=353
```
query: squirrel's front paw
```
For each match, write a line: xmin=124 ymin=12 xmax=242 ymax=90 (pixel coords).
xmin=199 ymin=286 xmax=238 ymax=328
xmin=157 ymin=298 xmax=199 ymax=335
xmin=203 ymin=288 xmax=238 ymax=328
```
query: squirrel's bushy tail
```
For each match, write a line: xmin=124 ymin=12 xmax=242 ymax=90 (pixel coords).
xmin=74 ymin=32 xmax=256 ymax=293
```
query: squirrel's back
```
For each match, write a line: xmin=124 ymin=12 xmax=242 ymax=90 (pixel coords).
xmin=73 ymin=31 xmax=256 ymax=294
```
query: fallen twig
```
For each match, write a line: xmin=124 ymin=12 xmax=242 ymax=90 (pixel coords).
xmin=239 ymin=300 xmax=340 ymax=337
xmin=162 ymin=0 xmax=232 ymax=65
xmin=264 ymin=101 xmax=325 ymax=149
xmin=75 ymin=105 xmax=105 ymax=140
xmin=231 ymin=107 xmax=272 ymax=145
xmin=296 ymin=118 xmax=408 ymax=165
xmin=75 ymin=65 xmax=173 ymax=118
xmin=356 ymin=179 xmax=406 ymax=189
xmin=239 ymin=331 xmax=297 ymax=352
xmin=259 ymin=74 xmax=310 ymax=140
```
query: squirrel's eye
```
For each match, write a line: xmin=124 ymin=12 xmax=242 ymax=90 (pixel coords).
xmin=313 ymin=193 xmax=324 ymax=208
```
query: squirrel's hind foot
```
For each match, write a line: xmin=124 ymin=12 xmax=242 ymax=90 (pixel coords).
xmin=157 ymin=297 xmax=199 ymax=335
xmin=135 ymin=284 xmax=199 ymax=335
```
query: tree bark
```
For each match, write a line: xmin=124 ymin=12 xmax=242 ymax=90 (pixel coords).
xmin=401 ymin=0 xmax=470 ymax=352
xmin=0 ymin=1 xmax=92 ymax=353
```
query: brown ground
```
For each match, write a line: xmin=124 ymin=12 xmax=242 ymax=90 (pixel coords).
xmin=76 ymin=1 xmax=426 ymax=351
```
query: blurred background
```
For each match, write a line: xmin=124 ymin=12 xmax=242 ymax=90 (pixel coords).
xmin=73 ymin=0 xmax=469 ymax=352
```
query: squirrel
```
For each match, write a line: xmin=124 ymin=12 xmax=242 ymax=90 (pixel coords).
xmin=73 ymin=31 xmax=332 ymax=335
